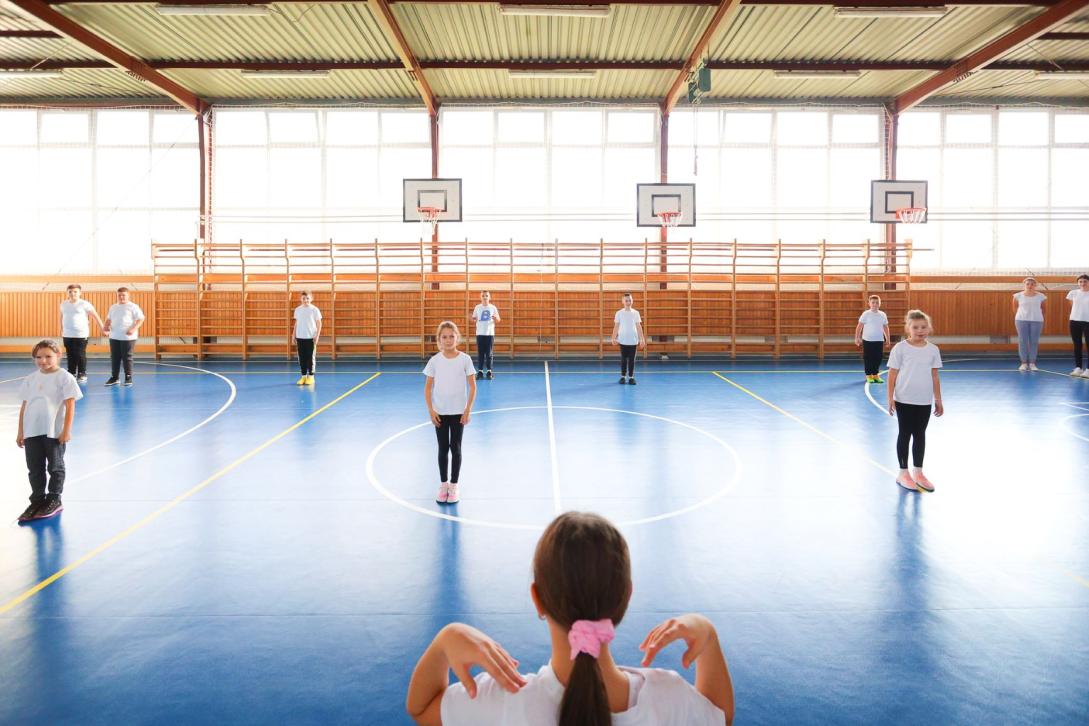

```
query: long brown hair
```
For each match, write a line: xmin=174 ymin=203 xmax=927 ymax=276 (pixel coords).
xmin=533 ymin=512 xmax=631 ymax=726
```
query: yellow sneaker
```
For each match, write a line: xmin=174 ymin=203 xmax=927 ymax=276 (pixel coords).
xmin=306 ymin=375 xmax=315 ymax=385
xmin=296 ymin=376 xmax=307 ymax=385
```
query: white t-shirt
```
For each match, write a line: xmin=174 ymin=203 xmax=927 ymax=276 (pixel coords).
xmin=61 ymin=299 xmax=98 ymax=338
xmin=294 ymin=304 xmax=323 ymax=339
xmin=1012 ymin=292 xmax=1045 ymax=323
xmin=18 ymin=369 xmax=83 ymax=439
xmin=858 ymin=309 xmax=889 ymax=342
xmin=1066 ymin=289 xmax=1089 ymax=322
xmin=423 ymin=351 xmax=476 ymax=415
xmin=441 ymin=664 xmax=724 ymax=726
xmin=473 ymin=304 xmax=499 ymax=337
xmin=106 ymin=302 xmax=145 ymax=341
xmin=888 ymin=340 xmax=943 ymax=406
xmin=614 ymin=309 xmax=642 ymax=346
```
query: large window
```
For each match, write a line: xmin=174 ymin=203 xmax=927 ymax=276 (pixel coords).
xmin=0 ymin=109 xmax=199 ymax=274
xmin=897 ymin=108 xmax=1089 ymax=271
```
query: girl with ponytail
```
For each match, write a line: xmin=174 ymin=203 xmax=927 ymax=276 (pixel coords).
xmin=407 ymin=512 xmax=734 ymax=725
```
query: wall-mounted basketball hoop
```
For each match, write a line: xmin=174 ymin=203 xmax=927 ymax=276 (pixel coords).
xmin=657 ymin=211 xmax=681 ymax=228
xmin=417 ymin=206 xmax=441 ymax=235
xmin=895 ymin=207 xmax=927 ymax=224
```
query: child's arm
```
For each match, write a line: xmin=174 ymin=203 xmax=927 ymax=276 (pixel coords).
xmin=59 ymin=398 xmax=76 ymax=444
xmin=1040 ymin=298 xmax=1046 ymax=320
xmin=932 ymin=369 xmax=943 ymax=417
xmin=102 ymin=309 xmax=112 ymax=334
xmin=406 ymin=623 xmax=525 ymax=726
xmin=639 ymin=614 xmax=735 ymax=725
xmin=16 ymin=402 xmax=26 ymax=448
xmin=886 ymin=369 xmax=898 ymax=415
xmin=636 ymin=321 xmax=646 ymax=349
xmin=424 ymin=377 xmax=440 ymax=425
xmin=91 ymin=308 xmax=106 ymax=333
xmin=493 ymin=308 xmax=500 ymax=322
xmin=853 ymin=322 xmax=864 ymax=346
xmin=1011 ymin=297 xmax=1020 ymax=318
xmin=314 ymin=319 xmax=322 ymax=343
xmin=461 ymin=374 xmax=477 ymax=426
xmin=128 ymin=314 xmax=145 ymax=337
xmin=882 ymin=325 xmax=890 ymax=345
xmin=610 ymin=322 xmax=619 ymax=345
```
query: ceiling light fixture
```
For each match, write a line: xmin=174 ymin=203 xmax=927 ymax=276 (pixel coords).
xmin=508 ymin=68 xmax=598 ymax=79
xmin=0 ymin=69 xmax=64 ymax=78
xmin=833 ymin=6 xmax=949 ymax=19
xmin=773 ymin=70 xmax=863 ymax=79
xmin=240 ymin=69 xmax=331 ymax=79
xmin=155 ymin=4 xmax=271 ymax=16
xmin=498 ymin=4 xmax=611 ymax=18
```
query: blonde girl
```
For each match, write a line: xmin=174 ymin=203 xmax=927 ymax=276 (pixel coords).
xmin=887 ymin=310 xmax=944 ymax=492
xmin=1012 ymin=277 xmax=1045 ymax=372
xmin=423 ymin=321 xmax=477 ymax=504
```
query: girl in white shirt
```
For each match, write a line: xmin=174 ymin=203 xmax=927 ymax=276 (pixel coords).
xmin=59 ymin=283 xmax=104 ymax=383
xmin=424 ymin=321 xmax=477 ymax=505
xmin=1066 ymin=274 xmax=1089 ymax=378
xmin=407 ymin=512 xmax=734 ymax=726
xmin=1011 ymin=277 xmax=1046 ymax=372
xmin=887 ymin=310 xmax=944 ymax=493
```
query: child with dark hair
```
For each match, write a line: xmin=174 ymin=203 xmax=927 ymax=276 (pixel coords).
xmin=102 ymin=287 xmax=145 ymax=387
xmin=407 ymin=512 xmax=734 ymax=725
xmin=60 ymin=283 xmax=104 ymax=384
xmin=1066 ymin=274 xmax=1089 ymax=378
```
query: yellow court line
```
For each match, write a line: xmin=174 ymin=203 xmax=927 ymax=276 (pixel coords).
xmin=0 ymin=372 xmax=381 ymax=616
xmin=1064 ymin=570 xmax=1089 ymax=589
xmin=711 ymin=371 xmax=898 ymax=478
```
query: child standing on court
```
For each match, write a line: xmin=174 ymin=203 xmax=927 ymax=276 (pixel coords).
xmin=471 ymin=291 xmax=501 ymax=380
xmin=424 ymin=321 xmax=476 ymax=505
xmin=1066 ymin=274 xmax=1089 ymax=378
xmin=16 ymin=340 xmax=82 ymax=522
xmin=60 ymin=283 xmax=104 ymax=384
xmin=1012 ymin=277 xmax=1046 ymax=372
xmin=887 ymin=310 xmax=944 ymax=493
xmin=293 ymin=290 xmax=322 ymax=385
xmin=407 ymin=511 xmax=734 ymax=725
xmin=611 ymin=292 xmax=646 ymax=385
xmin=855 ymin=295 xmax=890 ymax=384
xmin=102 ymin=287 xmax=145 ymax=387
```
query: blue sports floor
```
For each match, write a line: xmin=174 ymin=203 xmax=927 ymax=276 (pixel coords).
xmin=1 ymin=355 xmax=1087 ymax=724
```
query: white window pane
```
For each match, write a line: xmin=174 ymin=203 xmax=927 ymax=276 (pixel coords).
xmin=777 ymin=219 xmax=827 ymax=244
xmin=903 ymin=224 xmax=939 ymax=270
xmin=40 ymin=112 xmax=89 ymax=143
xmin=832 ymin=114 xmax=879 ymax=144
xmin=269 ymin=111 xmax=318 ymax=144
xmin=442 ymin=147 xmax=493 ymax=210
xmin=607 ymin=111 xmax=654 ymax=143
xmin=828 ymin=220 xmax=880 ymax=245
xmin=690 ymin=151 xmax=720 ymax=213
xmin=723 ymin=112 xmax=770 ymax=144
xmin=1052 ymin=148 xmax=1089 ymax=207
xmin=898 ymin=112 xmax=940 ymax=145
xmin=40 ymin=148 xmax=92 ymax=207
xmin=895 ymin=147 xmax=941 ymax=208
xmin=40 ymin=212 xmax=94 ymax=273
xmin=945 ymin=114 xmax=991 ymax=144
xmin=381 ymin=111 xmax=429 ymax=143
xmin=498 ymin=111 xmax=543 ymax=143
xmin=150 ymin=210 xmax=198 ymax=244
xmin=269 ymin=149 xmax=321 ymax=208
xmin=4 ymin=211 xmax=38 ymax=269
xmin=723 ymin=220 xmax=774 ymax=243
xmin=97 ymin=148 xmax=150 ymax=208
xmin=442 ymin=110 xmax=493 ymax=145
xmin=154 ymin=113 xmax=197 ymax=144
xmin=0 ymin=149 xmax=38 ymax=209
xmin=553 ymin=110 xmax=602 ymax=145
xmin=1055 ymin=114 xmax=1089 ymax=144
xmin=940 ymin=222 xmax=993 ymax=268
xmin=603 ymin=147 xmax=653 ymax=208
xmin=0 ymin=111 xmax=37 ymax=145
xmin=496 ymin=148 xmax=545 ymax=207
xmin=722 ymin=148 xmax=771 ymax=208
xmin=1051 ymin=221 xmax=1089 ymax=267
xmin=551 ymin=147 xmax=600 ymax=208
xmin=776 ymin=112 xmax=827 ymax=146
xmin=943 ymin=149 xmax=992 ymax=208
xmin=215 ymin=148 xmax=268 ymax=208
xmin=996 ymin=221 xmax=1047 ymax=268
xmin=997 ymin=148 xmax=1047 ymax=207
xmin=96 ymin=211 xmax=151 ymax=273
xmin=97 ymin=110 xmax=149 ymax=145
xmin=151 ymin=147 xmax=199 ymax=208
xmin=998 ymin=111 xmax=1048 ymax=146
xmin=326 ymin=148 xmax=379 ymax=207
xmin=777 ymin=148 xmax=827 ymax=206
xmin=216 ymin=111 xmax=267 ymax=145
xmin=379 ymin=147 xmax=431 ymax=206
xmin=829 ymin=148 xmax=879 ymax=208
xmin=326 ymin=111 xmax=378 ymax=145
xmin=671 ymin=109 xmax=719 ymax=146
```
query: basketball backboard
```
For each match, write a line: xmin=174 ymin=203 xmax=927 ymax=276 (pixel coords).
xmin=403 ymin=178 xmax=463 ymax=222
xmin=636 ymin=183 xmax=696 ymax=227
xmin=870 ymin=180 xmax=928 ymax=224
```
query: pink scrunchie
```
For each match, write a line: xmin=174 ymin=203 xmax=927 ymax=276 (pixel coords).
xmin=568 ymin=619 xmax=615 ymax=660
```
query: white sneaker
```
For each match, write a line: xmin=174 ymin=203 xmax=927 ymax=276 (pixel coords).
xmin=1018 ymin=363 xmax=1028 ymax=371
xmin=446 ymin=483 xmax=460 ymax=503
xmin=436 ymin=483 xmax=449 ymax=504
xmin=1073 ymin=368 xmax=1084 ymax=377
xmin=1082 ymin=370 xmax=1089 ymax=379
xmin=1028 ymin=363 xmax=1039 ymax=372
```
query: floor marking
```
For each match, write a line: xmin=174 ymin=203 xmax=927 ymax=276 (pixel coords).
xmin=712 ymin=371 xmax=897 ymax=478
xmin=67 ymin=361 xmax=237 ymax=485
xmin=864 ymin=377 xmax=889 ymax=415
xmin=1037 ymin=368 xmax=1084 ymax=379
xmin=0 ymin=376 xmax=25 ymax=385
xmin=543 ymin=361 xmax=563 ymax=514
xmin=1061 ymin=413 xmax=1089 ymax=444
xmin=365 ymin=405 xmax=742 ymax=530
xmin=0 ymin=372 xmax=381 ymax=616
xmin=1064 ymin=570 xmax=1089 ymax=589
xmin=1062 ymin=402 xmax=1089 ymax=412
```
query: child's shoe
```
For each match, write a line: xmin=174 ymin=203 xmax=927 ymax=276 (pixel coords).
xmin=872 ymin=375 xmax=884 ymax=384
xmin=618 ymin=376 xmax=627 ymax=384
xmin=124 ymin=375 xmax=133 ymax=387
xmin=1028 ymin=363 xmax=1039 ymax=371
xmin=17 ymin=502 xmax=42 ymax=523
xmin=896 ymin=471 xmax=918 ymax=491
xmin=445 ymin=483 xmax=459 ymax=504
xmin=436 ymin=483 xmax=449 ymax=503
xmin=865 ymin=375 xmax=874 ymax=383
xmin=486 ymin=370 xmax=494 ymax=380
xmin=628 ymin=377 xmax=637 ymax=385
xmin=104 ymin=377 xmax=119 ymax=387
xmin=296 ymin=375 xmax=307 ymax=385
xmin=1072 ymin=367 xmax=1084 ymax=376
xmin=1018 ymin=363 xmax=1028 ymax=371
xmin=476 ymin=371 xmax=484 ymax=380
xmin=77 ymin=374 xmax=88 ymax=384
xmin=34 ymin=496 xmax=63 ymax=520
xmin=912 ymin=470 xmax=935 ymax=492
xmin=306 ymin=375 xmax=315 ymax=385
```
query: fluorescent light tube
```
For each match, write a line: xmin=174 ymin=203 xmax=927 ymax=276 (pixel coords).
xmin=0 ymin=69 xmax=64 ymax=78
xmin=508 ymin=68 xmax=597 ymax=79
xmin=240 ymin=69 xmax=331 ymax=79
xmin=833 ymin=6 xmax=949 ymax=18
xmin=499 ymin=4 xmax=610 ymax=18
xmin=155 ymin=4 xmax=271 ymax=16
xmin=1034 ymin=70 xmax=1089 ymax=80
xmin=773 ymin=70 xmax=863 ymax=79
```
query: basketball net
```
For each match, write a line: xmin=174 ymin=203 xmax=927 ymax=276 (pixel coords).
xmin=417 ymin=206 xmax=441 ymax=238
xmin=657 ymin=211 xmax=681 ymax=229
xmin=895 ymin=207 xmax=927 ymax=224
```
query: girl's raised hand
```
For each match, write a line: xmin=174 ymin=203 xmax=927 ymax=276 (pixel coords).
xmin=438 ymin=623 xmax=525 ymax=698
xmin=639 ymin=613 xmax=717 ymax=669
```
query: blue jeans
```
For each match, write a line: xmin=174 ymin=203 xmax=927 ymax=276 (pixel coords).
xmin=1015 ymin=319 xmax=1042 ymax=364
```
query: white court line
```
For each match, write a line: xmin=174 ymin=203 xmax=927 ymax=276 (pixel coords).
xmin=864 ymin=376 xmax=888 ymax=415
xmin=1062 ymin=402 xmax=1089 ymax=412
xmin=543 ymin=361 xmax=563 ymax=514
xmin=1062 ymin=413 xmax=1089 ymax=444
xmin=0 ymin=377 xmax=25 ymax=385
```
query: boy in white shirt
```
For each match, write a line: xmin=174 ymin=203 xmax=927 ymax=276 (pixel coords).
xmin=102 ymin=287 xmax=145 ymax=387
xmin=854 ymin=295 xmax=890 ymax=384
xmin=471 ymin=291 xmax=501 ymax=380
xmin=60 ymin=283 xmax=104 ymax=384
xmin=1066 ymin=274 xmax=1089 ymax=377
xmin=16 ymin=340 xmax=83 ymax=522
xmin=293 ymin=290 xmax=323 ymax=385
xmin=611 ymin=293 xmax=646 ymax=385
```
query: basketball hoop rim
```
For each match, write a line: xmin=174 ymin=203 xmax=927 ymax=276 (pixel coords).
xmin=895 ymin=207 xmax=927 ymax=224
xmin=657 ymin=211 xmax=682 ymax=228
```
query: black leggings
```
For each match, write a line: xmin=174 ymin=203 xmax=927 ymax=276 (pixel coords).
xmin=296 ymin=338 xmax=316 ymax=375
xmin=862 ymin=340 xmax=884 ymax=376
xmin=109 ymin=339 xmax=135 ymax=379
xmin=435 ymin=414 xmax=465 ymax=483
xmin=476 ymin=335 xmax=494 ymax=372
xmin=619 ymin=344 xmax=637 ymax=377
xmin=63 ymin=337 xmax=88 ymax=377
xmin=24 ymin=435 xmax=66 ymax=503
xmin=1071 ymin=320 xmax=1089 ymax=369
xmin=895 ymin=402 xmax=931 ymax=470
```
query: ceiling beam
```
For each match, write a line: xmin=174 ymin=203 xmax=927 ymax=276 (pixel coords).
xmin=894 ymin=0 xmax=1089 ymax=112
xmin=0 ymin=29 xmax=61 ymax=37
xmin=37 ymin=0 xmax=1067 ymax=5
xmin=662 ymin=0 xmax=745 ymax=115
xmin=366 ymin=0 xmax=437 ymax=115
xmin=1038 ymin=31 xmax=1089 ymax=39
xmin=5 ymin=0 xmax=208 ymax=114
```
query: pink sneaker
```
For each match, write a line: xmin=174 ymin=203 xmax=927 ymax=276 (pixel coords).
xmin=912 ymin=470 xmax=935 ymax=492
xmin=446 ymin=483 xmax=460 ymax=504
xmin=896 ymin=471 xmax=918 ymax=492
xmin=436 ymin=483 xmax=449 ymax=503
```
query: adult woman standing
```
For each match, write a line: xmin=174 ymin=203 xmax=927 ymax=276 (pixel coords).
xmin=1012 ymin=277 xmax=1045 ymax=372
xmin=1068 ymin=274 xmax=1089 ymax=378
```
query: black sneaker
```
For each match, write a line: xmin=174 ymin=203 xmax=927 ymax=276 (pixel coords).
xmin=34 ymin=497 xmax=63 ymax=520
xmin=476 ymin=371 xmax=484 ymax=380
xmin=18 ymin=502 xmax=42 ymax=523
xmin=486 ymin=370 xmax=494 ymax=380
xmin=124 ymin=376 xmax=133 ymax=387
xmin=104 ymin=377 xmax=119 ymax=387
xmin=77 ymin=374 xmax=88 ymax=384
xmin=628 ymin=377 xmax=637 ymax=385
xmin=618 ymin=376 xmax=627 ymax=384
